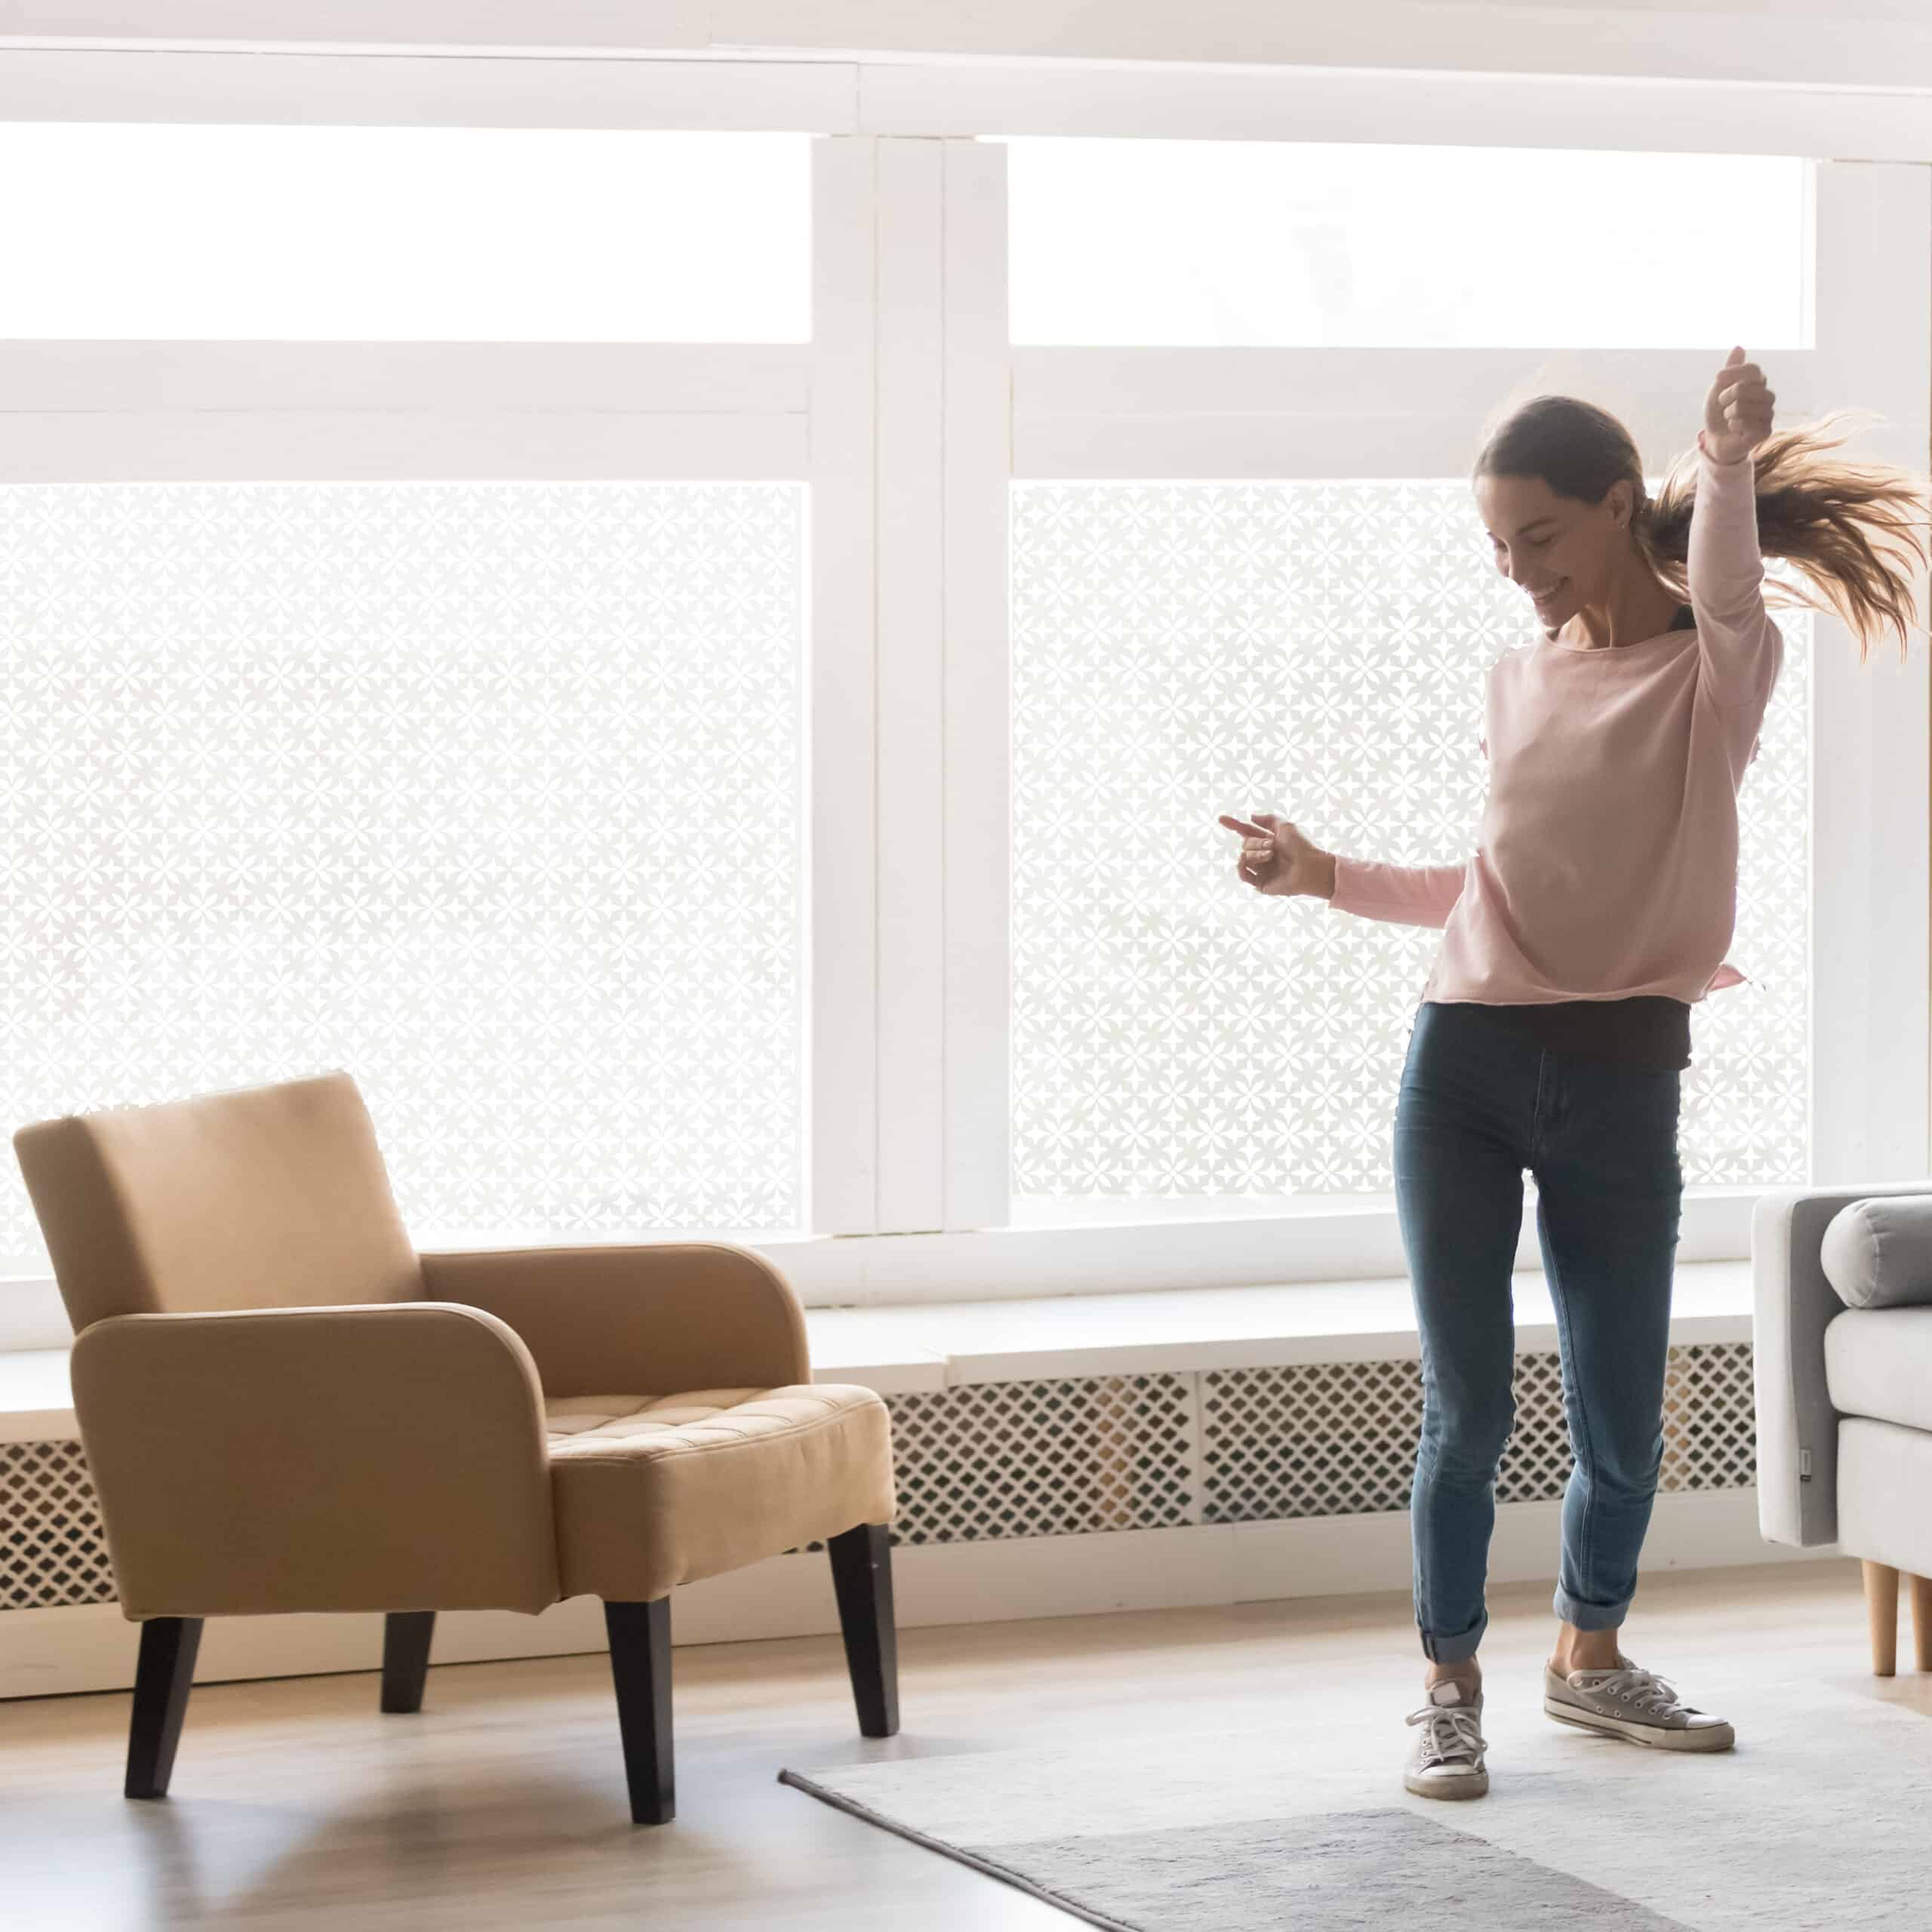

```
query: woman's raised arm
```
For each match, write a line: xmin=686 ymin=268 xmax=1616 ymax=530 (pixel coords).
xmin=1690 ymin=349 xmax=1784 ymax=715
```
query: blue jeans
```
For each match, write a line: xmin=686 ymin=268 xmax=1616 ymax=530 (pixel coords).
xmin=1393 ymin=999 xmax=1684 ymax=1664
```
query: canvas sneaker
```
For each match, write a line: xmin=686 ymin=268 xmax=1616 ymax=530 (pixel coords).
xmin=1543 ymin=1652 xmax=1734 ymax=1751
xmin=1404 ymin=1678 xmax=1489 ymax=1799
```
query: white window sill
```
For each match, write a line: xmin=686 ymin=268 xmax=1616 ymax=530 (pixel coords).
xmin=0 ymin=1188 xmax=1763 ymax=1351
xmin=0 ymin=1257 xmax=1755 ymax=1444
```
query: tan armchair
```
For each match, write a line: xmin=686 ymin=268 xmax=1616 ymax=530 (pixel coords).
xmin=13 ymin=1069 xmax=899 ymax=1825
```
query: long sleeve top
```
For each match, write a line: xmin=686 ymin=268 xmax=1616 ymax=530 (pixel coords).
xmin=1327 ymin=434 xmax=1781 ymax=1006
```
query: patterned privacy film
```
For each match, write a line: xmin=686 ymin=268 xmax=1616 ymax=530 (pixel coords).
xmin=0 ymin=483 xmax=808 ymax=1266
xmin=1011 ymin=481 xmax=1810 ymax=1201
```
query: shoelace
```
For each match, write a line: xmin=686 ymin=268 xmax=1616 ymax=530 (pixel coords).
xmin=1405 ymin=1702 xmax=1487 ymax=1766
xmin=1574 ymin=1660 xmax=1684 ymax=1716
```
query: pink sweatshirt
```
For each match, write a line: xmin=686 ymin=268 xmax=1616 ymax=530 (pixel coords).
xmin=1327 ymin=435 xmax=1782 ymax=1005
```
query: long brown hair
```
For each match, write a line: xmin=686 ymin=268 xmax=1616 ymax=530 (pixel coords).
xmin=1474 ymin=396 xmax=1931 ymax=664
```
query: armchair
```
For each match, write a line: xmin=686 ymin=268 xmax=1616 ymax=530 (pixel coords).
xmin=14 ymin=1069 xmax=899 ymax=1824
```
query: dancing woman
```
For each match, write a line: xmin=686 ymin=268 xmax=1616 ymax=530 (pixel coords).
xmin=1220 ymin=347 xmax=1929 ymax=1799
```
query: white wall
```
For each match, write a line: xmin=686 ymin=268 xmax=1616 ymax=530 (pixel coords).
xmin=5 ymin=0 xmax=1932 ymax=95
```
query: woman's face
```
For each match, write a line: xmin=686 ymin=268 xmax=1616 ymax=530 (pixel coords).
xmin=1474 ymin=469 xmax=1635 ymax=632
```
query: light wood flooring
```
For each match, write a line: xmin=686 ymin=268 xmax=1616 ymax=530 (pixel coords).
xmin=2 ymin=1557 xmax=1923 ymax=1930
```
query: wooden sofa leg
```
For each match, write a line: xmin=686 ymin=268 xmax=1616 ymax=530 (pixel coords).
xmin=827 ymin=1523 xmax=900 ymax=1738
xmin=381 ymin=1611 xmax=436 ymax=1714
xmin=604 ymin=1599 xmax=674 ymax=1824
xmin=1864 ymin=1561 xmax=1900 ymax=1676
xmin=127 ymin=1617 xmax=202 ymax=1799
xmin=1912 ymin=1576 xmax=1932 ymax=1673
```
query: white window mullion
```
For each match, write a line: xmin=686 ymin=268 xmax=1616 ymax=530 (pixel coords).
xmin=1808 ymin=159 xmax=1932 ymax=1183
xmin=940 ymin=136 xmax=1014 ymax=1232
xmin=809 ymin=134 xmax=882 ymax=1233
xmin=0 ymin=341 xmax=812 ymax=484
xmin=873 ymin=135 xmax=949 ymax=1234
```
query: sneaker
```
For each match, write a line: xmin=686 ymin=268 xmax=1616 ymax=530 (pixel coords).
xmin=1543 ymin=1652 xmax=1735 ymax=1752
xmin=1404 ymin=1678 xmax=1489 ymax=1799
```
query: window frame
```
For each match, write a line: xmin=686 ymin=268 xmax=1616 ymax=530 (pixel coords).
xmin=0 ymin=51 xmax=1924 ymax=1318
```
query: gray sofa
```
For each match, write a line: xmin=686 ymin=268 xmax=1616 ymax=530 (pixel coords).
xmin=1755 ymin=1182 xmax=1932 ymax=1674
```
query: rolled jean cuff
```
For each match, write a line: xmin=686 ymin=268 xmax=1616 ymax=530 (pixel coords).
xmin=1419 ymin=1609 xmax=1487 ymax=1664
xmin=1552 ymin=1586 xmax=1629 ymax=1632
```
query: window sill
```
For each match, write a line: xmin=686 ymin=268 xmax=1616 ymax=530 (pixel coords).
xmin=0 ymin=1257 xmax=1755 ymax=1443
xmin=0 ymin=1191 xmax=1760 ymax=1352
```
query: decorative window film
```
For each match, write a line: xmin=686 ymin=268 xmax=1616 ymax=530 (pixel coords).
xmin=0 ymin=126 xmax=811 ymax=340
xmin=1007 ymin=139 xmax=1808 ymax=349
xmin=1011 ymin=481 xmax=1809 ymax=1203
xmin=0 ymin=482 xmax=808 ymax=1267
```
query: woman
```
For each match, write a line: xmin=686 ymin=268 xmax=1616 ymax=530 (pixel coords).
xmin=1220 ymin=346 xmax=1929 ymax=1801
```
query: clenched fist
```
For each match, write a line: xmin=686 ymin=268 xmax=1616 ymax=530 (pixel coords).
xmin=1217 ymin=811 xmax=1336 ymax=899
xmin=1702 ymin=346 xmax=1775 ymax=466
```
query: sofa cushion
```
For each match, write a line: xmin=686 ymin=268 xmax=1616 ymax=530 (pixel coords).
xmin=1819 ymin=1193 xmax=1932 ymax=1309
xmin=543 ymin=1383 xmax=896 ymax=1601
xmin=1824 ymin=1307 xmax=1932 ymax=1433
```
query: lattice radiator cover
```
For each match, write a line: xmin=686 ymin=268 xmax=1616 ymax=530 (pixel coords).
xmin=2 ymin=1343 xmax=1757 ymax=1610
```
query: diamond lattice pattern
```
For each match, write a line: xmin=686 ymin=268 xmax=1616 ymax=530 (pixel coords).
xmin=1012 ymin=482 xmax=1810 ymax=1198
xmin=0 ymin=482 xmax=808 ymax=1263
xmin=1203 ymin=1343 xmax=1759 ymax=1524
xmin=1 ymin=1345 xmax=1759 ymax=1604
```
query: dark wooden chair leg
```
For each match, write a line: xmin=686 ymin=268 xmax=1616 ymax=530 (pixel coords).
xmin=604 ymin=1598 xmax=674 ymax=1824
xmin=126 ymin=1617 xmax=202 ymax=1799
xmin=827 ymin=1522 xmax=900 ymax=1737
xmin=380 ymin=1611 xmax=437 ymax=1714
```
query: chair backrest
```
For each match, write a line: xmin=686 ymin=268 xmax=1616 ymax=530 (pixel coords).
xmin=14 ymin=1069 xmax=423 ymax=1333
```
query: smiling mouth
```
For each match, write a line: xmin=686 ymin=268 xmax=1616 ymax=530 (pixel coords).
xmin=1531 ymin=582 xmax=1567 ymax=607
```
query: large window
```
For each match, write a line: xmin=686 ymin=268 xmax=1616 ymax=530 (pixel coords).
xmin=1 ymin=76 xmax=1924 ymax=1300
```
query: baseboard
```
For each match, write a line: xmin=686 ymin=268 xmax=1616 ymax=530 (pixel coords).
xmin=0 ymin=1487 xmax=1837 ymax=1701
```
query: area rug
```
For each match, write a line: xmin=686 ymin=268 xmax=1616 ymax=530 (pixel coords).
xmin=779 ymin=1666 xmax=1932 ymax=1930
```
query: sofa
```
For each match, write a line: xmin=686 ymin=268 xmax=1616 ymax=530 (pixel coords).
xmin=1754 ymin=1182 xmax=1932 ymax=1672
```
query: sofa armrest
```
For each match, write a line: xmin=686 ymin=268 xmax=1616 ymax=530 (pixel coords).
xmin=71 ymin=1302 xmax=558 ymax=1620
xmin=417 ymin=1239 xmax=812 ymax=1398
xmin=1753 ymin=1180 xmax=1932 ymax=1549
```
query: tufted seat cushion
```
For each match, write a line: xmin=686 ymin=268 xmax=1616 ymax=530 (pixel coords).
xmin=543 ymin=1383 xmax=895 ymax=1601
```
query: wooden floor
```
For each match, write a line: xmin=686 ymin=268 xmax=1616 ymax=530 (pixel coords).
xmin=2 ymin=1557 xmax=1923 ymax=1931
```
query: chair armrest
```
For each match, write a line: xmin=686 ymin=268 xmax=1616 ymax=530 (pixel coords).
xmin=417 ymin=1239 xmax=812 ymax=1398
xmin=1753 ymin=1180 xmax=1932 ymax=1549
xmin=71 ymin=1302 xmax=558 ymax=1620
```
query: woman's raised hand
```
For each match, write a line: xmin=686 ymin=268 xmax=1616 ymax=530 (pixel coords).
xmin=1701 ymin=346 xmax=1775 ymax=465
xmin=1217 ymin=811 xmax=1334 ymax=898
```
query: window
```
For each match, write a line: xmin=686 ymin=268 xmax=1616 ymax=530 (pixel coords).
xmin=0 ymin=125 xmax=811 ymax=340
xmin=1008 ymin=138 xmax=1808 ymax=349
xmin=2 ymin=80 xmax=1921 ymax=1293
xmin=1001 ymin=140 xmax=1927 ymax=1244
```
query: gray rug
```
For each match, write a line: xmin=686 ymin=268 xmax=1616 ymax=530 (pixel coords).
xmin=779 ymin=1667 xmax=1932 ymax=1930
